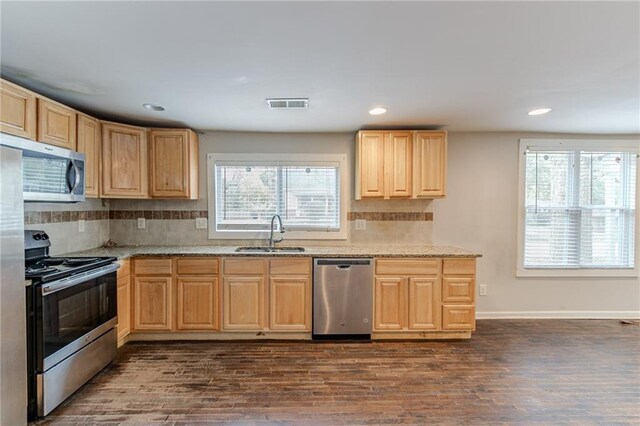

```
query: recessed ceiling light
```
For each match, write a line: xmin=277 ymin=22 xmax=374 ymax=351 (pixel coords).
xmin=369 ymin=107 xmax=387 ymax=115
xmin=528 ymin=108 xmax=551 ymax=116
xmin=143 ymin=103 xmax=165 ymax=111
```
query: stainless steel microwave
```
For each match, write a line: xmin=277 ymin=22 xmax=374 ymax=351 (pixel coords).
xmin=0 ymin=133 xmax=85 ymax=202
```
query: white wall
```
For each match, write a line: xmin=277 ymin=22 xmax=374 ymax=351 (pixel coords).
xmin=433 ymin=132 xmax=640 ymax=318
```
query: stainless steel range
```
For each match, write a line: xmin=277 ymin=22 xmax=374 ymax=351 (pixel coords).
xmin=24 ymin=230 xmax=119 ymax=419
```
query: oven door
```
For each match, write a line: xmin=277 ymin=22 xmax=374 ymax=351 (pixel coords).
xmin=36 ymin=264 xmax=118 ymax=372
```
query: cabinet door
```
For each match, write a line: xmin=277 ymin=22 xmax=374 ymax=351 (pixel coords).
xmin=0 ymin=79 xmax=36 ymax=140
xmin=149 ymin=129 xmax=198 ymax=199
xmin=101 ymin=122 xmax=148 ymax=198
xmin=176 ymin=277 xmax=219 ymax=330
xmin=77 ymin=114 xmax=101 ymax=197
xmin=116 ymin=275 xmax=131 ymax=340
xmin=133 ymin=277 xmax=172 ymax=330
xmin=385 ymin=132 xmax=412 ymax=198
xmin=408 ymin=277 xmax=440 ymax=330
xmin=374 ymin=277 xmax=406 ymax=330
xmin=37 ymin=98 xmax=77 ymax=150
xmin=222 ymin=276 xmax=264 ymax=330
xmin=442 ymin=305 xmax=476 ymax=331
xmin=269 ymin=276 xmax=310 ymax=331
xmin=413 ymin=131 xmax=446 ymax=198
xmin=357 ymin=131 xmax=385 ymax=199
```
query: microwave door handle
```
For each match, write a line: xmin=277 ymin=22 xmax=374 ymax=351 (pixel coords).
xmin=65 ymin=161 xmax=75 ymax=192
xmin=70 ymin=160 xmax=81 ymax=193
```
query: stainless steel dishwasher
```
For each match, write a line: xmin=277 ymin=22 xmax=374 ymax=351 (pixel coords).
xmin=313 ymin=258 xmax=373 ymax=338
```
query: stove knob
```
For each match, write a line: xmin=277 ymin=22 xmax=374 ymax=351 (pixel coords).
xmin=33 ymin=234 xmax=42 ymax=240
xmin=42 ymin=233 xmax=49 ymax=240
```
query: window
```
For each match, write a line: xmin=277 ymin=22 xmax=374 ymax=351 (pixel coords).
xmin=207 ymin=153 xmax=348 ymax=240
xmin=518 ymin=139 xmax=639 ymax=277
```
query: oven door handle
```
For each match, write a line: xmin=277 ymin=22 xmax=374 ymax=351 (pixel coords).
xmin=41 ymin=263 xmax=120 ymax=295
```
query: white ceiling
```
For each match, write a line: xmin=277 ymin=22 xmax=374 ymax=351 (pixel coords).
xmin=1 ymin=1 xmax=639 ymax=134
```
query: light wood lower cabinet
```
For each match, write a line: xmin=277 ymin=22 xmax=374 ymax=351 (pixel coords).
xmin=408 ymin=277 xmax=440 ymax=330
xmin=177 ymin=277 xmax=218 ymax=330
xmin=374 ymin=257 xmax=475 ymax=334
xmin=223 ymin=276 xmax=264 ymax=330
xmin=116 ymin=259 xmax=131 ymax=344
xmin=269 ymin=276 xmax=310 ymax=331
xmin=133 ymin=276 xmax=172 ymax=331
xmin=374 ymin=277 xmax=406 ymax=330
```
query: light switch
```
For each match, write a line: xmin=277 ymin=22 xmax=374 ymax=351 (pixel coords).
xmin=78 ymin=219 xmax=85 ymax=233
xmin=195 ymin=218 xmax=208 ymax=229
xmin=137 ymin=217 xmax=146 ymax=229
xmin=355 ymin=219 xmax=366 ymax=230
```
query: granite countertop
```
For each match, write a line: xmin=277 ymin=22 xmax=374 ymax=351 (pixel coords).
xmin=64 ymin=245 xmax=481 ymax=260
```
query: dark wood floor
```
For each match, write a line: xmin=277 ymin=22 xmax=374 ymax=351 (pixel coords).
xmin=36 ymin=320 xmax=640 ymax=425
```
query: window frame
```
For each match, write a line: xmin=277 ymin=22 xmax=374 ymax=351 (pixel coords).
xmin=516 ymin=139 xmax=640 ymax=278
xmin=207 ymin=153 xmax=348 ymax=240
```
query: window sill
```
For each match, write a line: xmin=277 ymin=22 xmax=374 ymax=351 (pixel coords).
xmin=516 ymin=267 xmax=638 ymax=278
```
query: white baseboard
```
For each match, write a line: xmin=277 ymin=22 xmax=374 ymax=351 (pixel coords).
xmin=476 ymin=311 xmax=640 ymax=319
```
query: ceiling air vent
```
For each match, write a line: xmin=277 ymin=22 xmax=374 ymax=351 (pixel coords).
xmin=266 ymin=98 xmax=309 ymax=109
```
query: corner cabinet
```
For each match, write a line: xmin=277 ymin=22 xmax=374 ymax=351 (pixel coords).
xmin=356 ymin=130 xmax=447 ymax=200
xmin=77 ymin=114 xmax=101 ymax=197
xmin=149 ymin=129 xmax=199 ymax=199
xmin=0 ymin=78 xmax=36 ymax=140
xmin=101 ymin=121 xmax=148 ymax=198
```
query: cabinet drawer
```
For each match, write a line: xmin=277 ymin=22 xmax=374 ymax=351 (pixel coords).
xmin=134 ymin=258 xmax=173 ymax=275
xmin=442 ymin=304 xmax=475 ymax=331
xmin=376 ymin=258 xmax=439 ymax=275
xmin=443 ymin=258 xmax=476 ymax=275
xmin=270 ymin=258 xmax=310 ymax=275
xmin=177 ymin=258 xmax=219 ymax=275
xmin=442 ymin=276 xmax=474 ymax=303
xmin=223 ymin=258 xmax=265 ymax=275
xmin=117 ymin=259 xmax=130 ymax=278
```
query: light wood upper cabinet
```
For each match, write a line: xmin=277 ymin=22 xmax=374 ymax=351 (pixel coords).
xmin=222 ymin=276 xmax=264 ymax=331
xmin=386 ymin=132 xmax=412 ymax=197
xmin=356 ymin=131 xmax=386 ymax=198
xmin=413 ymin=131 xmax=446 ymax=198
xmin=37 ymin=98 xmax=77 ymax=150
xmin=177 ymin=277 xmax=218 ymax=330
xmin=149 ymin=129 xmax=199 ymax=199
xmin=374 ymin=277 xmax=406 ymax=330
xmin=133 ymin=276 xmax=172 ymax=331
xmin=269 ymin=276 xmax=311 ymax=331
xmin=0 ymin=79 xmax=36 ymax=140
xmin=356 ymin=130 xmax=447 ymax=200
xmin=101 ymin=121 xmax=148 ymax=198
xmin=408 ymin=277 xmax=440 ymax=330
xmin=77 ymin=114 xmax=101 ymax=197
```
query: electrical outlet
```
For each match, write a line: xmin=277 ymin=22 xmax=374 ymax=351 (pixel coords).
xmin=78 ymin=219 xmax=85 ymax=233
xmin=479 ymin=284 xmax=488 ymax=296
xmin=355 ymin=219 xmax=366 ymax=230
xmin=195 ymin=218 xmax=208 ymax=229
xmin=137 ymin=217 xmax=146 ymax=229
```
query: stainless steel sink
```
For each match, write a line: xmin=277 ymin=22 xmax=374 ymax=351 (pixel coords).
xmin=235 ymin=246 xmax=305 ymax=253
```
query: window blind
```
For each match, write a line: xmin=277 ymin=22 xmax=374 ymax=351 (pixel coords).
xmin=524 ymin=149 xmax=636 ymax=269
xmin=215 ymin=162 xmax=340 ymax=232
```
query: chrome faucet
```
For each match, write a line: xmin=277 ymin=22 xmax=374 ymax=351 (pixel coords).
xmin=268 ymin=214 xmax=285 ymax=250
